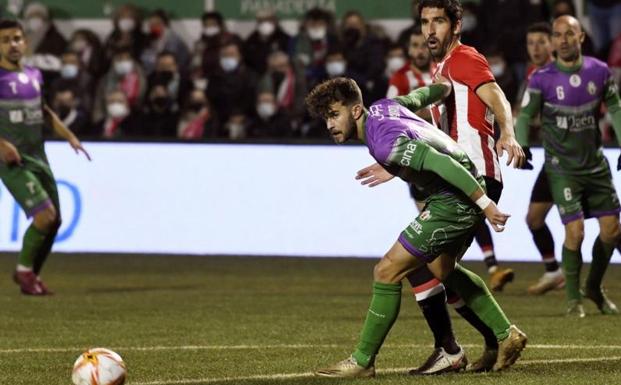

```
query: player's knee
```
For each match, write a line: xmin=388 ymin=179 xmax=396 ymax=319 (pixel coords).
xmin=33 ymin=205 xmax=58 ymax=232
xmin=526 ymin=211 xmax=545 ymax=230
xmin=564 ymin=227 xmax=584 ymax=249
xmin=600 ymin=222 xmax=621 ymax=244
xmin=373 ymin=260 xmax=399 ymax=283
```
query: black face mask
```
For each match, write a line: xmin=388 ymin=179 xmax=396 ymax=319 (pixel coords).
xmin=56 ymin=105 xmax=71 ymax=119
xmin=271 ymin=71 xmax=286 ymax=86
xmin=188 ymin=102 xmax=204 ymax=112
xmin=154 ymin=70 xmax=174 ymax=84
xmin=153 ymin=96 xmax=171 ymax=110
xmin=343 ymin=27 xmax=361 ymax=45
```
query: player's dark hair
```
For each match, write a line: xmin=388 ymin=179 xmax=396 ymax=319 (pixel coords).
xmin=527 ymin=22 xmax=552 ymax=37
xmin=305 ymin=78 xmax=362 ymax=119
xmin=418 ymin=0 xmax=463 ymax=28
xmin=0 ymin=19 xmax=24 ymax=32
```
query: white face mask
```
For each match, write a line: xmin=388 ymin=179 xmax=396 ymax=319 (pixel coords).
xmin=203 ymin=26 xmax=221 ymax=37
xmin=387 ymin=57 xmax=406 ymax=73
xmin=61 ymin=64 xmax=79 ymax=79
xmin=220 ymin=57 xmax=239 ymax=72
xmin=490 ymin=62 xmax=506 ymax=77
xmin=257 ymin=102 xmax=276 ymax=119
xmin=118 ymin=18 xmax=136 ymax=32
xmin=228 ymin=123 xmax=245 ymax=139
xmin=326 ymin=61 xmax=346 ymax=77
xmin=27 ymin=17 xmax=45 ymax=32
xmin=114 ymin=59 xmax=133 ymax=75
xmin=307 ymin=26 xmax=327 ymax=40
xmin=107 ymin=102 xmax=129 ymax=118
xmin=257 ymin=21 xmax=275 ymax=37
xmin=461 ymin=15 xmax=477 ymax=33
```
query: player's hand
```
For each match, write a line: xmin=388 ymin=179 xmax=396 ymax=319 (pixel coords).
xmin=496 ymin=134 xmax=525 ymax=168
xmin=0 ymin=140 xmax=21 ymax=166
xmin=520 ymin=146 xmax=534 ymax=170
xmin=355 ymin=163 xmax=394 ymax=187
xmin=483 ymin=202 xmax=510 ymax=232
xmin=69 ymin=136 xmax=91 ymax=161
xmin=617 ymin=152 xmax=621 ymax=171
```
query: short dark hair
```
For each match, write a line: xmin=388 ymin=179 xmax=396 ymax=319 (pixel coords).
xmin=0 ymin=19 xmax=24 ymax=32
xmin=527 ymin=22 xmax=552 ymax=37
xmin=305 ymin=78 xmax=362 ymax=119
xmin=150 ymin=9 xmax=170 ymax=25
xmin=305 ymin=7 xmax=332 ymax=23
xmin=202 ymin=11 xmax=224 ymax=26
xmin=418 ymin=0 xmax=463 ymax=28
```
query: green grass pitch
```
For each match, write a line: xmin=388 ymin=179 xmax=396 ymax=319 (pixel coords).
xmin=0 ymin=253 xmax=620 ymax=384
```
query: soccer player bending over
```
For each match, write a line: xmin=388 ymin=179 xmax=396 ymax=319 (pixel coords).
xmin=305 ymin=77 xmax=527 ymax=378
xmin=0 ymin=19 xmax=91 ymax=295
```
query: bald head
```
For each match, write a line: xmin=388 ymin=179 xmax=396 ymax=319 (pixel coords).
xmin=552 ymin=15 xmax=584 ymax=64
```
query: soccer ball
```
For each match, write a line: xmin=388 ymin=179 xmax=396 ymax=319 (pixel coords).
xmin=71 ymin=348 xmax=126 ymax=385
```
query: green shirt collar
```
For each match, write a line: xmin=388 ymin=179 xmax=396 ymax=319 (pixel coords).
xmin=555 ymin=56 xmax=583 ymax=73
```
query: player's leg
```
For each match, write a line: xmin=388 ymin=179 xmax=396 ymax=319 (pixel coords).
xmin=563 ymin=219 xmax=585 ymax=317
xmin=316 ymin=241 xmax=426 ymax=378
xmin=527 ymin=168 xmax=564 ymax=295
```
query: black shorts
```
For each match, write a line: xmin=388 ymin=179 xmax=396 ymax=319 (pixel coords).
xmin=530 ymin=167 xmax=553 ymax=203
xmin=410 ymin=176 xmax=503 ymax=203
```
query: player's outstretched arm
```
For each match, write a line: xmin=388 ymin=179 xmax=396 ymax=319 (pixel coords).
xmin=515 ymin=89 xmax=542 ymax=171
xmin=393 ymin=77 xmax=451 ymax=112
xmin=43 ymin=105 xmax=91 ymax=161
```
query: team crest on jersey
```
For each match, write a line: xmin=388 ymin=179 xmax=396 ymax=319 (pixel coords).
xmin=420 ymin=210 xmax=432 ymax=221
xmin=17 ymin=73 xmax=29 ymax=84
xmin=569 ymin=74 xmax=581 ymax=87
xmin=587 ymin=81 xmax=597 ymax=95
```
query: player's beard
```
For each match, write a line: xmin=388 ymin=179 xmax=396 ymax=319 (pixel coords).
xmin=428 ymin=33 xmax=455 ymax=61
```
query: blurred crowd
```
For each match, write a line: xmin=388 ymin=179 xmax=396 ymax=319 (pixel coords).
xmin=12 ymin=0 xmax=621 ymax=141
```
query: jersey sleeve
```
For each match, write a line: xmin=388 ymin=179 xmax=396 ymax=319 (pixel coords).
xmin=448 ymin=50 xmax=494 ymax=91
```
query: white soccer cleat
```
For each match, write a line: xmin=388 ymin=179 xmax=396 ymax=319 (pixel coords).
xmin=315 ymin=356 xmax=375 ymax=378
xmin=409 ymin=347 xmax=467 ymax=375
xmin=528 ymin=270 xmax=565 ymax=295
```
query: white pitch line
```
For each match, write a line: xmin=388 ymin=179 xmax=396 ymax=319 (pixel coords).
xmin=130 ymin=356 xmax=621 ymax=385
xmin=2 ymin=343 xmax=621 ymax=354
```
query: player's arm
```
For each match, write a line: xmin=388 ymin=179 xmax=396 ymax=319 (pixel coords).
xmin=43 ymin=104 xmax=91 ymax=160
xmin=393 ymin=78 xmax=451 ymax=112
xmin=476 ymin=82 xmax=525 ymax=168
xmin=603 ymin=79 xmax=621 ymax=170
xmin=514 ymin=88 xmax=543 ymax=170
xmin=0 ymin=137 xmax=21 ymax=165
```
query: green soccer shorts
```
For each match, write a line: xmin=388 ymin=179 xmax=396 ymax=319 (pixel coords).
xmin=0 ymin=153 xmax=59 ymax=218
xmin=546 ymin=167 xmax=621 ymax=225
xmin=398 ymin=195 xmax=483 ymax=263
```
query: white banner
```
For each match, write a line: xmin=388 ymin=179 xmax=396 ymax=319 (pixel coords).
xmin=0 ymin=142 xmax=619 ymax=263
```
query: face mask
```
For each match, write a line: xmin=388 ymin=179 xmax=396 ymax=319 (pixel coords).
xmin=307 ymin=26 xmax=327 ymax=40
xmin=27 ymin=17 xmax=45 ymax=32
xmin=257 ymin=102 xmax=276 ymax=119
xmin=118 ymin=18 xmax=136 ymax=32
xmin=257 ymin=21 xmax=275 ymax=37
xmin=107 ymin=102 xmax=128 ymax=118
xmin=228 ymin=123 xmax=245 ymax=139
xmin=271 ymin=71 xmax=286 ymax=85
xmin=150 ymin=24 xmax=164 ymax=39
xmin=156 ymin=70 xmax=175 ymax=83
xmin=203 ymin=26 xmax=220 ymax=37
xmin=220 ymin=57 xmax=239 ymax=72
xmin=152 ymin=96 xmax=171 ymax=110
xmin=461 ymin=15 xmax=477 ymax=32
xmin=490 ymin=63 xmax=506 ymax=77
xmin=326 ymin=61 xmax=346 ymax=77
xmin=71 ymin=39 xmax=88 ymax=52
xmin=343 ymin=28 xmax=361 ymax=44
xmin=114 ymin=59 xmax=133 ymax=75
xmin=193 ymin=78 xmax=208 ymax=90
xmin=61 ymin=64 xmax=79 ymax=79
xmin=188 ymin=102 xmax=205 ymax=112
xmin=387 ymin=57 xmax=406 ymax=73
xmin=56 ymin=105 xmax=72 ymax=119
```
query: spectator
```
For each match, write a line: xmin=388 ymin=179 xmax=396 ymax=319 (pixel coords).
xmin=339 ymin=10 xmax=386 ymax=105
xmin=141 ymin=9 xmax=191 ymax=75
xmin=104 ymin=3 xmax=147 ymax=63
xmin=50 ymin=87 xmax=90 ymax=135
xmin=385 ymin=43 xmax=407 ymax=79
xmin=257 ymin=51 xmax=306 ymax=127
xmin=50 ymin=51 xmax=95 ymax=114
xmin=387 ymin=28 xmax=432 ymax=98
xmin=192 ymin=11 xmax=243 ymax=80
xmin=68 ymin=29 xmax=107 ymax=81
xmin=93 ymin=46 xmax=147 ymax=123
xmin=206 ymin=39 xmax=257 ymax=137
xmin=324 ymin=49 xmax=348 ymax=79
xmin=609 ymin=34 xmax=621 ymax=87
xmin=178 ymin=89 xmax=218 ymax=139
xmin=397 ymin=0 xmax=420 ymax=50
xmin=147 ymin=51 xmax=193 ymax=112
xmin=247 ymin=91 xmax=292 ymax=138
xmin=459 ymin=2 xmax=486 ymax=49
xmin=97 ymin=89 xmax=141 ymax=138
xmin=142 ymin=83 xmax=179 ymax=137
xmin=22 ymin=2 xmax=67 ymax=86
xmin=291 ymin=7 xmax=340 ymax=89
xmin=587 ymin=0 xmax=621 ymax=59
xmin=244 ymin=9 xmax=291 ymax=75
xmin=485 ymin=48 xmax=518 ymax=105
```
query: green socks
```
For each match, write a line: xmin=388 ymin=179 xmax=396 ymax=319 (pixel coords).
xmin=586 ymin=237 xmax=615 ymax=290
xmin=352 ymin=282 xmax=402 ymax=367
xmin=17 ymin=224 xmax=48 ymax=269
xmin=444 ymin=264 xmax=511 ymax=341
xmin=562 ymin=246 xmax=583 ymax=301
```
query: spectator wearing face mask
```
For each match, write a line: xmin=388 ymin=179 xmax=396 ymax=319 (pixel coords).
xmin=69 ymin=29 xmax=106 ymax=82
xmin=147 ymin=51 xmax=193 ymax=112
xmin=291 ymin=7 xmax=340 ymax=89
xmin=50 ymin=86 xmax=91 ymax=136
xmin=104 ymin=3 xmax=147 ymax=64
xmin=323 ymin=49 xmax=348 ymax=79
xmin=21 ymin=2 xmax=67 ymax=87
xmin=178 ymin=89 xmax=218 ymax=139
xmin=93 ymin=46 xmax=146 ymax=123
xmin=141 ymin=82 xmax=179 ymax=138
xmin=387 ymin=28 xmax=432 ymax=99
xmin=459 ymin=2 xmax=486 ymax=50
xmin=206 ymin=39 xmax=257 ymax=136
xmin=244 ymin=9 xmax=291 ymax=75
xmin=484 ymin=48 xmax=518 ymax=107
xmin=97 ymin=90 xmax=141 ymax=138
xmin=141 ymin=9 xmax=190 ymax=75
xmin=373 ymin=43 xmax=406 ymax=101
xmin=247 ymin=91 xmax=292 ymax=138
xmin=50 ymin=51 xmax=95 ymax=115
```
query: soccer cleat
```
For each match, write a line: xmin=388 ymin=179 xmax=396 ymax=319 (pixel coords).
xmin=466 ymin=345 xmax=498 ymax=373
xmin=315 ymin=356 xmax=375 ymax=378
xmin=583 ymin=286 xmax=618 ymax=315
xmin=489 ymin=267 xmax=515 ymax=292
xmin=493 ymin=325 xmax=527 ymax=371
xmin=12 ymin=270 xmax=44 ymax=295
xmin=566 ymin=299 xmax=586 ymax=318
xmin=36 ymin=276 xmax=54 ymax=296
xmin=409 ymin=347 xmax=467 ymax=375
xmin=528 ymin=270 xmax=565 ymax=295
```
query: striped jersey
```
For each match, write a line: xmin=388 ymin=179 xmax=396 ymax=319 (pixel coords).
xmin=386 ymin=61 xmax=432 ymax=98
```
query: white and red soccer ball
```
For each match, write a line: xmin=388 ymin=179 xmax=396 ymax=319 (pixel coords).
xmin=71 ymin=348 xmax=126 ymax=385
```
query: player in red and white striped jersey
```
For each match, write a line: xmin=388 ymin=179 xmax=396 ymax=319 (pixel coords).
xmin=386 ymin=27 xmax=433 ymax=99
